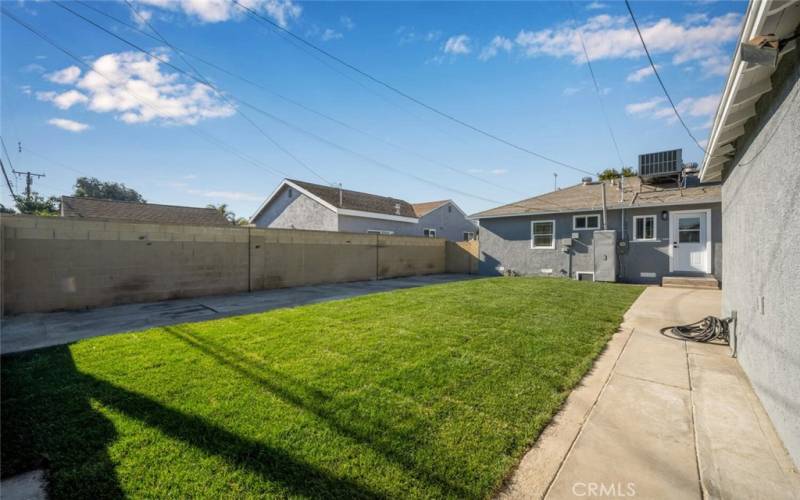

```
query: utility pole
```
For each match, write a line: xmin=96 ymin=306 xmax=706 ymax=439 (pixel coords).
xmin=13 ymin=169 xmax=45 ymax=201
xmin=553 ymin=172 xmax=558 ymax=191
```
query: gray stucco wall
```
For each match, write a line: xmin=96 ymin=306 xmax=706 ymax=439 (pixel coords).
xmin=477 ymin=202 xmax=721 ymax=283
xmin=252 ymin=187 xmax=338 ymax=231
xmin=337 ymin=214 xmax=418 ymax=235
xmin=417 ymin=203 xmax=477 ymax=241
xmin=720 ymin=48 xmax=799 ymax=465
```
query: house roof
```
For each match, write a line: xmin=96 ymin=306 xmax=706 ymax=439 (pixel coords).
xmin=411 ymin=200 xmax=450 ymax=217
xmin=700 ymin=0 xmax=800 ymax=182
xmin=287 ymin=179 xmax=418 ymax=218
xmin=470 ymin=176 xmax=721 ymax=219
xmin=61 ymin=196 xmax=232 ymax=226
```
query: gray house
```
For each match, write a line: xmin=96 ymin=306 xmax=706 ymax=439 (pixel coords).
xmin=471 ymin=174 xmax=722 ymax=284
xmin=250 ymin=179 xmax=476 ymax=241
xmin=699 ymin=0 xmax=799 ymax=465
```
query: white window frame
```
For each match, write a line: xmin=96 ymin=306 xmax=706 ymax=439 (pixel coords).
xmin=531 ymin=220 xmax=556 ymax=249
xmin=463 ymin=231 xmax=475 ymax=241
xmin=572 ymin=214 xmax=600 ymax=231
xmin=575 ymin=271 xmax=595 ymax=281
xmin=423 ymin=228 xmax=437 ymax=238
xmin=632 ymin=215 xmax=657 ymax=242
xmin=367 ymin=229 xmax=394 ymax=235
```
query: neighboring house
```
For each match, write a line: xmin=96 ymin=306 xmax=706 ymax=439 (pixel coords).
xmin=699 ymin=0 xmax=799 ymax=465
xmin=470 ymin=173 xmax=722 ymax=284
xmin=250 ymin=179 xmax=476 ymax=240
xmin=61 ymin=196 xmax=232 ymax=226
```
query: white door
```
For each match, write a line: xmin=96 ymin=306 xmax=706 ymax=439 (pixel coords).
xmin=671 ymin=211 xmax=709 ymax=273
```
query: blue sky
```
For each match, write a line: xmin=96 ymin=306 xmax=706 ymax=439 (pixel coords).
xmin=1 ymin=0 xmax=746 ymax=217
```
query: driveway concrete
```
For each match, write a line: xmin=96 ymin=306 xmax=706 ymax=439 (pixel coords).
xmin=500 ymin=286 xmax=800 ymax=500
xmin=0 ymin=274 xmax=477 ymax=354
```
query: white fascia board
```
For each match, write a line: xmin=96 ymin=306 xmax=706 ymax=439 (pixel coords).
xmin=338 ymin=208 xmax=418 ymax=223
xmin=701 ymin=0 xmax=772 ymax=182
xmin=249 ymin=179 xmax=340 ymax=222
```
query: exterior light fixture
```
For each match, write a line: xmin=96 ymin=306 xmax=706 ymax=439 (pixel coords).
xmin=661 ymin=210 xmax=669 ymax=221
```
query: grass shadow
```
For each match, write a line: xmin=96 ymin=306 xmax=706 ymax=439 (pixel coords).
xmin=164 ymin=325 xmax=474 ymax=498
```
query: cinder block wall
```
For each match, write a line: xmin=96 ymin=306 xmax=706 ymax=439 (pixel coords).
xmin=1 ymin=216 xmax=450 ymax=314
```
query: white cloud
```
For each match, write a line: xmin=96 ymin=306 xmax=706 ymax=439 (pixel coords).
xmin=586 ymin=2 xmax=607 ymax=10
xmin=37 ymin=89 xmax=90 ymax=110
xmin=41 ymin=51 xmax=235 ymax=126
xmin=46 ymin=65 xmax=81 ymax=84
xmin=340 ymin=15 xmax=355 ymax=31
xmin=20 ymin=85 xmax=33 ymax=96
xmin=131 ymin=7 xmax=153 ymax=28
xmin=396 ymin=26 xmax=441 ymax=45
xmin=625 ymin=96 xmax=666 ymax=115
xmin=514 ymin=12 xmax=741 ymax=68
xmin=21 ymin=63 xmax=46 ymax=74
xmin=136 ymin=0 xmax=301 ymax=27
xmin=443 ymin=34 xmax=471 ymax=55
xmin=698 ymin=54 xmax=732 ymax=76
xmin=562 ymin=86 xmax=581 ymax=96
xmin=321 ymin=28 xmax=343 ymax=41
xmin=625 ymin=93 xmax=720 ymax=125
xmin=187 ymin=189 xmax=262 ymax=201
xmin=48 ymin=118 xmax=90 ymax=132
xmin=479 ymin=36 xmax=513 ymax=61
xmin=626 ymin=65 xmax=659 ymax=82
xmin=466 ymin=168 xmax=508 ymax=176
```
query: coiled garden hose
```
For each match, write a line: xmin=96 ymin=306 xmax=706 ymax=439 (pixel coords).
xmin=660 ymin=316 xmax=731 ymax=344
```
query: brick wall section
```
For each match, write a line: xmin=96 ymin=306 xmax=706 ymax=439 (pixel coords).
xmin=1 ymin=216 xmax=450 ymax=314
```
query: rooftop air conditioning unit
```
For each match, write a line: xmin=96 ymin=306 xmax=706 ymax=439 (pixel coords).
xmin=638 ymin=149 xmax=683 ymax=178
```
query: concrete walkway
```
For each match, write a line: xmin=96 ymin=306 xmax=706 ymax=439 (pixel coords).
xmin=500 ymin=286 xmax=800 ymax=500
xmin=1 ymin=274 xmax=477 ymax=354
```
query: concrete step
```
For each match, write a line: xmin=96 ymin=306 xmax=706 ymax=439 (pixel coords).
xmin=662 ymin=276 xmax=720 ymax=289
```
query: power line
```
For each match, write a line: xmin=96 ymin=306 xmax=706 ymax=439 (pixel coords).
xmin=570 ymin=2 xmax=626 ymax=169
xmin=624 ymin=0 xmax=706 ymax=153
xmin=53 ymin=3 xmax=571 ymax=212
xmin=53 ymin=0 xmax=330 ymax=186
xmin=74 ymin=0 xmax=530 ymax=198
xmin=0 ymin=157 xmax=17 ymax=199
xmin=231 ymin=0 xmax=595 ymax=176
xmin=1 ymin=7 xmax=290 ymax=184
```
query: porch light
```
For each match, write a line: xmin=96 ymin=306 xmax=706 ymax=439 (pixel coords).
xmin=661 ymin=210 xmax=669 ymax=221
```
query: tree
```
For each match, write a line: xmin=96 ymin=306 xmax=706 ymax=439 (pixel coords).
xmin=597 ymin=167 xmax=636 ymax=181
xmin=74 ymin=177 xmax=145 ymax=202
xmin=15 ymin=193 xmax=59 ymax=216
xmin=206 ymin=203 xmax=236 ymax=223
xmin=235 ymin=217 xmax=250 ymax=226
xmin=0 ymin=203 xmax=15 ymax=214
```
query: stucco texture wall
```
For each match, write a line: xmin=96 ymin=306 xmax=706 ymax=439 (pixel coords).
xmin=478 ymin=202 xmax=721 ymax=283
xmin=417 ymin=203 xmax=477 ymax=241
xmin=337 ymin=214 xmax=417 ymax=235
xmin=252 ymin=187 xmax=337 ymax=231
xmin=720 ymin=49 xmax=800 ymax=465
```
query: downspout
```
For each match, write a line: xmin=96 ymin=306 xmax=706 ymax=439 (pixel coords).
xmin=601 ymin=182 xmax=608 ymax=230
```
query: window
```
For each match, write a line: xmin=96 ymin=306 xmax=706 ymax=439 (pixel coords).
xmin=367 ymin=229 xmax=393 ymax=235
xmin=633 ymin=215 xmax=657 ymax=241
xmin=423 ymin=228 xmax=437 ymax=238
xmin=463 ymin=231 xmax=475 ymax=241
xmin=573 ymin=214 xmax=600 ymax=230
xmin=531 ymin=220 xmax=555 ymax=249
xmin=678 ymin=217 xmax=701 ymax=243
xmin=448 ymin=205 xmax=452 ymax=213
xmin=287 ymin=188 xmax=293 ymax=198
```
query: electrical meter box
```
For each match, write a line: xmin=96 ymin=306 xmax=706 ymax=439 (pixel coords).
xmin=593 ymin=230 xmax=617 ymax=282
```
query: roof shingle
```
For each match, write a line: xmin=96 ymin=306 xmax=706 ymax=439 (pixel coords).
xmin=288 ymin=179 xmax=418 ymax=218
xmin=471 ymin=177 xmax=721 ymax=219
xmin=61 ymin=196 xmax=233 ymax=226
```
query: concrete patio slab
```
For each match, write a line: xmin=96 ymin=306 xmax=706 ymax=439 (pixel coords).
xmin=498 ymin=286 xmax=800 ymax=500
xmin=0 ymin=274 xmax=477 ymax=354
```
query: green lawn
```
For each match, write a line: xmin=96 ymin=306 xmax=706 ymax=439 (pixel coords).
xmin=2 ymin=277 xmax=643 ymax=499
